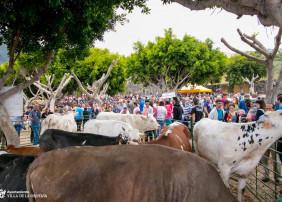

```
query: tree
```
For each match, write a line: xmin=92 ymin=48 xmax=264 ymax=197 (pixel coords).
xmin=226 ymin=54 xmax=267 ymax=93
xmin=221 ymin=28 xmax=282 ymax=104
xmin=127 ymin=28 xmax=227 ymax=92
xmin=31 ymin=73 xmax=73 ymax=112
xmin=71 ymin=48 xmax=127 ymax=97
xmin=0 ymin=1 xmax=149 ymax=146
xmin=23 ymin=87 xmax=42 ymax=112
xmin=71 ymin=60 xmax=118 ymax=106
xmin=162 ymin=0 xmax=282 ymax=28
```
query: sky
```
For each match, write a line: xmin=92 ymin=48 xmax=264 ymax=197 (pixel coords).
xmin=94 ymin=0 xmax=279 ymax=57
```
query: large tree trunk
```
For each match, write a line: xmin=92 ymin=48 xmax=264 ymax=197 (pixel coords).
xmin=265 ymin=61 xmax=275 ymax=104
xmin=271 ymin=64 xmax=282 ymax=103
xmin=49 ymin=97 xmax=56 ymax=112
xmin=0 ymin=102 xmax=20 ymax=147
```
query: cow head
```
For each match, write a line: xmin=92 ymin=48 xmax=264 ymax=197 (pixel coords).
xmin=117 ymin=134 xmax=128 ymax=145
xmin=258 ymin=111 xmax=282 ymax=130
xmin=127 ymin=129 xmax=142 ymax=141
xmin=141 ymin=114 xmax=160 ymax=132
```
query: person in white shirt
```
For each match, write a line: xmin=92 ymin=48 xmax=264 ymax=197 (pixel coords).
xmin=120 ymin=107 xmax=130 ymax=114
xmin=156 ymin=101 xmax=167 ymax=137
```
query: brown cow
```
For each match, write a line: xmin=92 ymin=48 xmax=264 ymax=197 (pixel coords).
xmin=0 ymin=145 xmax=40 ymax=156
xmin=26 ymin=145 xmax=237 ymax=202
xmin=142 ymin=122 xmax=192 ymax=152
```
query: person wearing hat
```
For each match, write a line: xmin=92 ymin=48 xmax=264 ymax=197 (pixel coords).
xmin=120 ymin=106 xmax=129 ymax=114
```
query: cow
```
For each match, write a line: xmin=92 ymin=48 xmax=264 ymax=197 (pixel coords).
xmin=96 ymin=112 xmax=160 ymax=133
xmin=40 ymin=129 xmax=126 ymax=153
xmin=0 ymin=145 xmax=40 ymax=156
xmin=84 ymin=120 xmax=142 ymax=142
xmin=40 ymin=111 xmax=77 ymax=134
xmin=26 ymin=145 xmax=237 ymax=202
xmin=194 ymin=110 xmax=282 ymax=202
xmin=0 ymin=154 xmax=36 ymax=202
xmin=141 ymin=122 xmax=192 ymax=152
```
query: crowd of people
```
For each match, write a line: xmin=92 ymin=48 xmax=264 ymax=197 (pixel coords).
xmin=8 ymin=91 xmax=282 ymax=144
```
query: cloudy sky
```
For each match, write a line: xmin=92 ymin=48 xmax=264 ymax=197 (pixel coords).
xmin=95 ymin=0 xmax=279 ymax=57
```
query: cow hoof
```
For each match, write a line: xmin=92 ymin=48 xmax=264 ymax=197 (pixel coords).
xmin=261 ymin=176 xmax=269 ymax=182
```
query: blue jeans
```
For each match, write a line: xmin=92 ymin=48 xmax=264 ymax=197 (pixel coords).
xmin=157 ymin=120 xmax=165 ymax=137
xmin=31 ymin=123 xmax=40 ymax=145
xmin=14 ymin=124 xmax=22 ymax=136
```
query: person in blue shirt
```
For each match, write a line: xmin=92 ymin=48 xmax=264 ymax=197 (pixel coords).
xmin=28 ymin=105 xmax=41 ymax=146
xmin=277 ymin=94 xmax=282 ymax=111
xmin=139 ymin=98 xmax=145 ymax=112
xmin=238 ymin=94 xmax=250 ymax=113
xmin=75 ymin=105 xmax=83 ymax=131
xmin=203 ymin=96 xmax=213 ymax=117
xmin=208 ymin=99 xmax=224 ymax=121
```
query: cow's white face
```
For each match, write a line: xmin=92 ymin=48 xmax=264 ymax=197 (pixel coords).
xmin=126 ymin=128 xmax=141 ymax=141
xmin=141 ymin=115 xmax=160 ymax=131
xmin=263 ymin=111 xmax=282 ymax=129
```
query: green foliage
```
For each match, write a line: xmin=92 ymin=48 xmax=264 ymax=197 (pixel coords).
xmin=274 ymin=53 xmax=282 ymax=61
xmin=72 ymin=48 xmax=127 ymax=96
xmin=0 ymin=0 xmax=149 ymax=55
xmin=126 ymin=28 xmax=227 ymax=90
xmin=0 ymin=48 xmax=127 ymax=96
xmin=226 ymin=53 xmax=267 ymax=91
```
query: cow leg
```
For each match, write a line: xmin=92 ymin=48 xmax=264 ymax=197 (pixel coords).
xmin=218 ymin=164 xmax=231 ymax=189
xmin=238 ymin=177 xmax=248 ymax=202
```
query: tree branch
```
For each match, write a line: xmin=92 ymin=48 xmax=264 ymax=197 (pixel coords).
xmin=55 ymin=73 xmax=73 ymax=95
xmin=221 ymin=37 xmax=266 ymax=65
xmin=271 ymin=28 xmax=282 ymax=58
xmin=92 ymin=60 xmax=118 ymax=92
xmin=32 ymin=82 xmax=51 ymax=95
xmin=172 ymin=0 xmax=282 ymax=28
xmin=243 ymin=33 xmax=268 ymax=53
xmin=71 ymin=70 xmax=92 ymax=98
xmin=0 ymin=29 xmax=22 ymax=90
xmin=237 ymin=29 xmax=269 ymax=58
xmin=0 ymin=50 xmax=55 ymax=100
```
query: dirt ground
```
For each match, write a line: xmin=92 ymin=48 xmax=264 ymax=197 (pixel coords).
xmin=230 ymin=164 xmax=282 ymax=202
xmin=6 ymin=130 xmax=282 ymax=201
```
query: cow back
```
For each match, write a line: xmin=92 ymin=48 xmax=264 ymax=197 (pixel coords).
xmin=26 ymin=145 xmax=236 ymax=202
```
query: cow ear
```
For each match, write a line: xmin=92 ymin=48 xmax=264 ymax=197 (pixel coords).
xmin=141 ymin=116 xmax=146 ymax=121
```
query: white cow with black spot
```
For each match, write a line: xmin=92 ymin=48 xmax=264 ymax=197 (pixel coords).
xmin=194 ymin=110 xmax=282 ymax=202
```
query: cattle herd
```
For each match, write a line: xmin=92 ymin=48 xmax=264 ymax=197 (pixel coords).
xmin=0 ymin=111 xmax=281 ymax=202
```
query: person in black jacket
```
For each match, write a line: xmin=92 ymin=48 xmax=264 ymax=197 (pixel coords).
xmin=172 ymin=97 xmax=183 ymax=121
